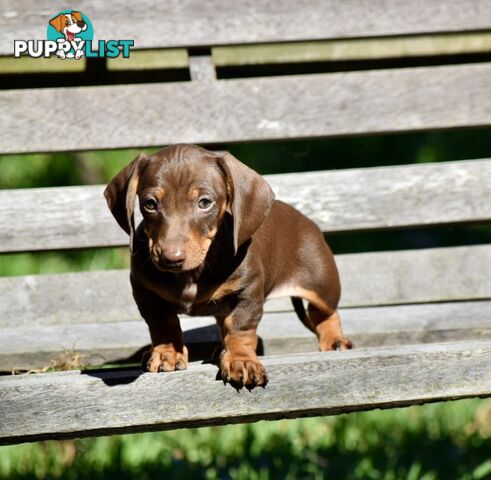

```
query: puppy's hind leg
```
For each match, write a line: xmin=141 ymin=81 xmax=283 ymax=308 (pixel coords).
xmin=291 ymin=294 xmax=352 ymax=351
xmin=287 ymin=212 xmax=352 ymax=351
xmin=307 ymin=304 xmax=352 ymax=351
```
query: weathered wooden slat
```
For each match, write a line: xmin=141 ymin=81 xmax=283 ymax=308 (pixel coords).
xmin=213 ymin=33 xmax=491 ymax=66
xmin=1 ymin=340 xmax=490 ymax=445
xmin=2 ymin=63 xmax=491 ymax=154
xmin=1 ymin=301 xmax=490 ymax=371
xmin=335 ymin=244 xmax=491 ymax=307
xmin=1 ymin=245 xmax=490 ymax=330
xmin=106 ymin=33 xmax=491 ymax=71
xmin=2 ymin=0 xmax=491 ymax=55
xmin=1 ymin=159 xmax=490 ymax=252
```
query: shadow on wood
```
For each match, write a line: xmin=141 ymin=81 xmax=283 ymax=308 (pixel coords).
xmin=107 ymin=325 xmax=266 ymax=369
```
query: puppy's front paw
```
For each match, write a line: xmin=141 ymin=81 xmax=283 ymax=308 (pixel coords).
xmin=320 ymin=336 xmax=353 ymax=351
xmin=143 ymin=345 xmax=188 ymax=372
xmin=220 ymin=350 xmax=268 ymax=389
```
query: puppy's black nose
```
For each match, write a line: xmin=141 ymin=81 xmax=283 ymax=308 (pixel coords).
xmin=77 ymin=20 xmax=86 ymax=28
xmin=161 ymin=247 xmax=186 ymax=266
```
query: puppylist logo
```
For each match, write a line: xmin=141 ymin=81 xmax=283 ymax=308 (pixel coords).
xmin=14 ymin=10 xmax=134 ymax=60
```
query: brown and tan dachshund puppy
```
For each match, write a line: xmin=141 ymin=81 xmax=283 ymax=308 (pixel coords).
xmin=105 ymin=144 xmax=351 ymax=388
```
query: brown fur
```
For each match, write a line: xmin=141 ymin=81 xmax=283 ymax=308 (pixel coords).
xmin=104 ymin=144 xmax=351 ymax=388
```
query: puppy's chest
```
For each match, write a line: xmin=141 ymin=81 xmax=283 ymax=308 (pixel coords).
xmin=177 ymin=281 xmax=198 ymax=308
xmin=152 ymin=276 xmax=236 ymax=316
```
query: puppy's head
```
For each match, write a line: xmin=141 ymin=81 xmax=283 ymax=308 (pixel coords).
xmin=104 ymin=144 xmax=274 ymax=272
xmin=49 ymin=11 xmax=87 ymax=41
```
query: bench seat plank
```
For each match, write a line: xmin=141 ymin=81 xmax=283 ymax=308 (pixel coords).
xmin=1 ymin=301 xmax=490 ymax=371
xmin=2 ymin=63 xmax=491 ymax=154
xmin=1 ymin=0 xmax=491 ymax=54
xmin=1 ymin=159 xmax=489 ymax=252
xmin=1 ymin=245 xmax=490 ymax=329
xmin=1 ymin=339 xmax=490 ymax=445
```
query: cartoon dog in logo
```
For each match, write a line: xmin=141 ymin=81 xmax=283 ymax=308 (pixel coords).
xmin=49 ymin=11 xmax=87 ymax=59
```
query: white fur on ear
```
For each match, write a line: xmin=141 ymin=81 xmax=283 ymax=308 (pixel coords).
xmin=125 ymin=175 xmax=139 ymax=254
xmin=104 ymin=153 xmax=149 ymax=254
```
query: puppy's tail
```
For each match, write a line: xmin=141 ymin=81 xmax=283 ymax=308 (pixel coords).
xmin=291 ymin=296 xmax=314 ymax=333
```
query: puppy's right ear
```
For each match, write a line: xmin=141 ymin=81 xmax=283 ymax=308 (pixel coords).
xmin=71 ymin=11 xmax=84 ymax=22
xmin=104 ymin=153 xmax=149 ymax=253
xmin=49 ymin=14 xmax=65 ymax=33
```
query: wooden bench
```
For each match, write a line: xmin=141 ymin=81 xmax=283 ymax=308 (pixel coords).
xmin=1 ymin=0 xmax=491 ymax=445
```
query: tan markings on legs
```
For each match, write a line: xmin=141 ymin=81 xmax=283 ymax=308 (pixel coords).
xmin=217 ymin=316 xmax=268 ymax=387
xmin=144 ymin=343 xmax=189 ymax=373
xmin=307 ymin=305 xmax=353 ymax=351
xmin=266 ymin=283 xmax=350 ymax=350
xmin=143 ymin=319 xmax=189 ymax=373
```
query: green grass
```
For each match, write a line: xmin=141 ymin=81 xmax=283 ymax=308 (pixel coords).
xmin=0 ymin=248 xmax=130 ymax=277
xmin=1 ymin=399 xmax=491 ymax=479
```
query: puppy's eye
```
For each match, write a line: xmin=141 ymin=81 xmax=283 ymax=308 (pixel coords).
xmin=198 ymin=197 xmax=213 ymax=210
xmin=143 ymin=199 xmax=158 ymax=212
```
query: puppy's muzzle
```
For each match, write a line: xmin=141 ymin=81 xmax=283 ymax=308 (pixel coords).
xmin=154 ymin=245 xmax=186 ymax=271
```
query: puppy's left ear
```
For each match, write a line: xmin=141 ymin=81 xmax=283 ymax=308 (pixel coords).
xmin=217 ymin=152 xmax=275 ymax=253
xmin=49 ymin=14 xmax=65 ymax=33
xmin=104 ymin=153 xmax=149 ymax=253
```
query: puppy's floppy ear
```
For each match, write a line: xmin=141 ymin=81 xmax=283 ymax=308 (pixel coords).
xmin=104 ymin=153 xmax=149 ymax=253
xmin=49 ymin=14 xmax=65 ymax=33
xmin=217 ymin=152 xmax=275 ymax=253
xmin=72 ymin=11 xmax=83 ymax=22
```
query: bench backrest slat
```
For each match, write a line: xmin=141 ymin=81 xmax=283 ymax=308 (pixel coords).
xmin=2 ymin=63 xmax=491 ymax=154
xmin=1 ymin=159 xmax=489 ymax=252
